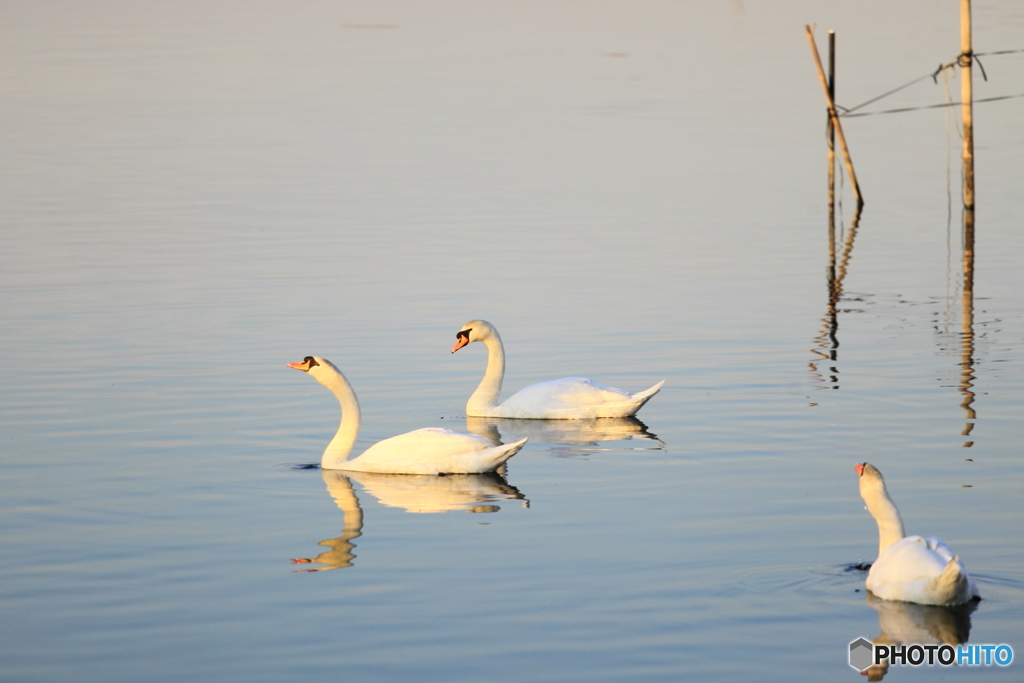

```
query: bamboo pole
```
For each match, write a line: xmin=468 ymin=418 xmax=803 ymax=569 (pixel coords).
xmin=826 ymin=30 xmax=836 ymax=301
xmin=827 ymin=30 xmax=836 ymax=211
xmin=961 ymin=0 xmax=975 ymax=210
xmin=805 ymin=26 xmax=863 ymax=208
xmin=959 ymin=0 xmax=976 ymax=444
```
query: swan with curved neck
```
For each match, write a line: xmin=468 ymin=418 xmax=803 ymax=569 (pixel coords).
xmin=450 ymin=320 xmax=664 ymax=419
xmin=856 ymin=462 xmax=979 ymax=606
xmin=288 ymin=356 xmax=526 ymax=473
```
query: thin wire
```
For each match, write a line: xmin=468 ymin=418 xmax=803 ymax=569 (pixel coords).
xmin=837 ymin=48 xmax=1023 ymax=117
xmin=976 ymin=48 xmax=1024 ymax=56
xmin=842 ymin=93 xmax=1024 ymax=118
xmin=975 ymin=54 xmax=989 ymax=82
xmin=940 ymin=67 xmax=963 ymax=139
xmin=840 ymin=73 xmax=936 ymax=114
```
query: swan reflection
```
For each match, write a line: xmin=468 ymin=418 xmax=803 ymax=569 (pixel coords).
xmin=341 ymin=468 xmax=528 ymax=514
xmin=860 ymin=592 xmax=976 ymax=681
xmin=465 ymin=416 xmax=664 ymax=456
xmin=292 ymin=468 xmax=528 ymax=571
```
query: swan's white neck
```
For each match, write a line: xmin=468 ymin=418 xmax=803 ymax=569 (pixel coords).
xmin=316 ymin=364 xmax=361 ymax=469
xmin=467 ymin=332 xmax=505 ymax=415
xmin=861 ymin=478 xmax=906 ymax=556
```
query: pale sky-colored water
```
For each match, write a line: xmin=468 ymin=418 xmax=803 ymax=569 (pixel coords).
xmin=2 ymin=2 xmax=1023 ymax=681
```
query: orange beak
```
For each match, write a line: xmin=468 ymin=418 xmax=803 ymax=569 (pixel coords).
xmin=854 ymin=463 xmax=865 ymax=476
xmin=287 ymin=360 xmax=309 ymax=371
xmin=451 ymin=335 xmax=470 ymax=354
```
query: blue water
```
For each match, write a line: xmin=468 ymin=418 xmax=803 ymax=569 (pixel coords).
xmin=2 ymin=2 xmax=1023 ymax=681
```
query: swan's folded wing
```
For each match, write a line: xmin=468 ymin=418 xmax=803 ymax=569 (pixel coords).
xmin=867 ymin=535 xmax=955 ymax=602
xmin=513 ymin=378 xmax=631 ymax=404
xmin=350 ymin=429 xmax=525 ymax=474
xmin=495 ymin=378 xmax=626 ymax=417
xmin=923 ymin=536 xmax=957 ymax=563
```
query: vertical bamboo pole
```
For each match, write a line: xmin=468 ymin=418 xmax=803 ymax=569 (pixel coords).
xmin=806 ymin=26 xmax=863 ymax=208
xmin=961 ymin=0 xmax=974 ymax=209
xmin=959 ymin=0 xmax=976 ymax=445
xmin=827 ymin=30 xmax=836 ymax=211
xmin=826 ymin=30 xmax=837 ymax=329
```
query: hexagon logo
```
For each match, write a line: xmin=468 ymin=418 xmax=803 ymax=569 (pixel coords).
xmin=849 ymin=637 xmax=874 ymax=671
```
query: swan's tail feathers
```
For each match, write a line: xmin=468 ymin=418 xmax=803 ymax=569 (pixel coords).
xmin=926 ymin=555 xmax=978 ymax=605
xmin=631 ymin=380 xmax=665 ymax=404
xmin=485 ymin=437 xmax=528 ymax=472
xmin=591 ymin=380 xmax=665 ymax=418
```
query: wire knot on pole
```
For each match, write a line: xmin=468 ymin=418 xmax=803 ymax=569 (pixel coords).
xmin=953 ymin=51 xmax=988 ymax=81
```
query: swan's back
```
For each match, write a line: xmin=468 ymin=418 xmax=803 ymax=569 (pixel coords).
xmin=495 ymin=377 xmax=660 ymax=419
xmin=346 ymin=428 xmax=526 ymax=474
xmin=867 ymin=535 xmax=978 ymax=605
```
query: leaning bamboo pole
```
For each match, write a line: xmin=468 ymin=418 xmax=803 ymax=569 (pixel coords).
xmin=806 ymin=26 xmax=863 ymax=208
xmin=960 ymin=0 xmax=975 ymax=209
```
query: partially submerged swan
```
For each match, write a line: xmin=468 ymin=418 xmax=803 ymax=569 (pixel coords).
xmin=450 ymin=320 xmax=664 ymax=419
xmin=288 ymin=356 xmax=526 ymax=473
xmin=856 ymin=462 xmax=979 ymax=606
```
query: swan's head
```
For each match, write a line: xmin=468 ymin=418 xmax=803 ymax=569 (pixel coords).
xmin=856 ymin=462 xmax=889 ymax=498
xmin=287 ymin=356 xmax=340 ymax=387
xmin=451 ymin=319 xmax=497 ymax=353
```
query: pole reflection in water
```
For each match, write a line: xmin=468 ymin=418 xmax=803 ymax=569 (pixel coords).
xmin=861 ymin=592 xmax=976 ymax=681
xmin=291 ymin=469 xmax=528 ymax=572
xmin=809 ymin=205 xmax=862 ymax=395
xmin=959 ymin=208 xmax=976 ymax=447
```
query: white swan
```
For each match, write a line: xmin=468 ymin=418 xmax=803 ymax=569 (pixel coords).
xmin=450 ymin=320 xmax=664 ymax=419
xmin=855 ymin=462 xmax=979 ymax=606
xmin=288 ymin=356 xmax=527 ymax=474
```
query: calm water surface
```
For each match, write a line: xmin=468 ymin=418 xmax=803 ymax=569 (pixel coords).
xmin=2 ymin=2 xmax=1023 ymax=681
